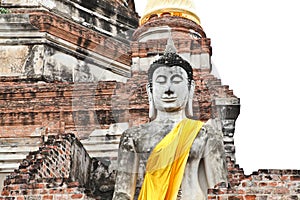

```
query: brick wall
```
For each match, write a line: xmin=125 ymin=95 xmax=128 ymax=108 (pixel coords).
xmin=0 ymin=77 xmax=124 ymax=138
xmin=0 ymin=134 xmax=92 ymax=200
xmin=209 ymin=165 xmax=300 ymax=199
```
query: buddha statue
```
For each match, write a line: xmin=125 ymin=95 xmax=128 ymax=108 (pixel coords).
xmin=112 ymin=40 xmax=228 ymax=200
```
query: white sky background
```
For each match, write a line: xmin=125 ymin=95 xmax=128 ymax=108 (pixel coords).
xmin=134 ymin=0 xmax=300 ymax=175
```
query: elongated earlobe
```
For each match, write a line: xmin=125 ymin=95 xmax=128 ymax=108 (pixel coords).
xmin=146 ymin=83 xmax=157 ymax=120
xmin=186 ymin=80 xmax=195 ymax=117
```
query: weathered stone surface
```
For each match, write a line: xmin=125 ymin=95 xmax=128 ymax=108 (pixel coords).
xmin=1 ymin=0 xmax=138 ymax=33
xmin=89 ymin=158 xmax=117 ymax=199
xmin=0 ymin=12 xmax=132 ymax=80
xmin=0 ymin=0 xmax=140 ymax=80
xmin=212 ymin=98 xmax=240 ymax=162
xmin=0 ymin=46 xmax=29 ymax=75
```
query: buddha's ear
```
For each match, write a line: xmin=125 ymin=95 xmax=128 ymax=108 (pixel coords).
xmin=186 ymin=80 xmax=195 ymax=117
xmin=146 ymin=83 xmax=156 ymax=120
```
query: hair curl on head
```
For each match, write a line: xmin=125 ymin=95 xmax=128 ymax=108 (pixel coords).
xmin=148 ymin=52 xmax=194 ymax=92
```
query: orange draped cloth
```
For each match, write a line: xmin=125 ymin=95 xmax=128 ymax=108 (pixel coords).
xmin=138 ymin=118 xmax=204 ymax=200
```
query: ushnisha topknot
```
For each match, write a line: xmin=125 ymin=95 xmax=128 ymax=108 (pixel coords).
xmin=148 ymin=34 xmax=194 ymax=91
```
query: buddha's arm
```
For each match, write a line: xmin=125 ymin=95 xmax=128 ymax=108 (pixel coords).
xmin=203 ymin=120 xmax=228 ymax=188
xmin=113 ymin=132 xmax=139 ymax=200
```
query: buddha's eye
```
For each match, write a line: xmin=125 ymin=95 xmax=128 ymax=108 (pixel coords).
xmin=155 ymin=76 xmax=167 ymax=84
xmin=171 ymin=75 xmax=183 ymax=84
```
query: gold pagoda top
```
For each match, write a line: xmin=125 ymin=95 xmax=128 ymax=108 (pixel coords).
xmin=140 ymin=0 xmax=200 ymax=25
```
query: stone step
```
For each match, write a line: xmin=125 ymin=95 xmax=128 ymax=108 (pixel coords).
xmin=0 ymin=136 xmax=41 ymax=173
xmin=83 ymin=143 xmax=119 ymax=152
xmin=81 ymin=138 xmax=121 ymax=145
xmin=0 ymin=162 xmax=20 ymax=173
xmin=0 ymin=145 xmax=40 ymax=153
xmin=0 ymin=137 xmax=41 ymax=145
xmin=88 ymin=151 xmax=118 ymax=158
xmin=0 ymin=152 xmax=30 ymax=161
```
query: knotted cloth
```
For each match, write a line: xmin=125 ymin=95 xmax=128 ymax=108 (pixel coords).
xmin=138 ymin=118 xmax=204 ymax=200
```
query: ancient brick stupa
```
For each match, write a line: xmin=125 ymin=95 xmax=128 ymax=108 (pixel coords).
xmin=0 ymin=0 xmax=299 ymax=199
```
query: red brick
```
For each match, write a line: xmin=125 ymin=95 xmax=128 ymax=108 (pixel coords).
xmin=71 ymin=194 xmax=83 ymax=199
xmin=64 ymin=188 xmax=76 ymax=194
xmin=228 ymin=196 xmax=243 ymax=200
xmin=273 ymin=187 xmax=289 ymax=194
xmin=34 ymin=183 xmax=45 ymax=189
xmin=31 ymin=190 xmax=40 ymax=195
xmin=42 ymin=195 xmax=53 ymax=200
xmin=237 ymin=189 xmax=245 ymax=194
xmin=258 ymin=182 xmax=267 ymax=187
xmin=290 ymin=176 xmax=300 ymax=181
xmin=268 ymin=182 xmax=278 ymax=187
xmin=67 ymin=182 xmax=80 ymax=188
xmin=1 ymin=189 xmax=9 ymax=196
xmin=281 ymin=175 xmax=290 ymax=181
xmin=49 ymin=189 xmax=60 ymax=194
xmin=245 ymin=195 xmax=256 ymax=200
xmin=40 ymin=190 xmax=48 ymax=195
xmin=8 ymin=185 xmax=20 ymax=191
xmin=207 ymin=195 xmax=217 ymax=199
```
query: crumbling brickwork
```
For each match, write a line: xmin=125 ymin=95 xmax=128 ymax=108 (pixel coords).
xmin=0 ymin=134 xmax=92 ymax=200
xmin=209 ymin=166 xmax=300 ymax=199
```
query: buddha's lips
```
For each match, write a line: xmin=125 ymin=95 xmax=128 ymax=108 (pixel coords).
xmin=161 ymin=97 xmax=177 ymax=102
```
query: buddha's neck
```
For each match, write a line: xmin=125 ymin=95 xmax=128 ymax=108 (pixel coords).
xmin=154 ymin=109 xmax=186 ymax=124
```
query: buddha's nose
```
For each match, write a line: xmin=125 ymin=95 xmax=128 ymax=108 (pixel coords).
xmin=165 ymin=88 xmax=174 ymax=96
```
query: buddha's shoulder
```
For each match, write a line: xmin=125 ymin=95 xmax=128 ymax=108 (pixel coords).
xmin=120 ymin=122 xmax=157 ymax=139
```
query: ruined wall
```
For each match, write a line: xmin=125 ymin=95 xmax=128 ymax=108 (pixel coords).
xmin=0 ymin=134 xmax=93 ymax=200
xmin=0 ymin=77 xmax=122 ymax=189
xmin=209 ymin=164 xmax=300 ymax=199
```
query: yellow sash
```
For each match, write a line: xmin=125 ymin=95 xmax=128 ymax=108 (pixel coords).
xmin=138 ymin=118 xmax=204 ymax=200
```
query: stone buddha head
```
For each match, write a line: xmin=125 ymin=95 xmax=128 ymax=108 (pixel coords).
xmin=147 ymin=51 xmax=195 ymax=120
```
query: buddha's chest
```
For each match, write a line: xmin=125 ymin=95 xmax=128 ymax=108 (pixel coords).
xmin=135 ymin=129 xmax=204 ymax=164
xmin=136 ymin=130 xmax=169 ymax=154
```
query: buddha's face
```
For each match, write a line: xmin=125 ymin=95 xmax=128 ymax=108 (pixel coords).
xmin=152 ymin=65 xmax=190 ymax=112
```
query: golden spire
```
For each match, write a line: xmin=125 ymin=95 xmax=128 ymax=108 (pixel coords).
xmin=140 ymin=0 xmax=200 ymax=25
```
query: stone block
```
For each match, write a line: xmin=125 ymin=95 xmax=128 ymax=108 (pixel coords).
xmin=0 ymin=46 xmax=29 ymax=75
